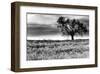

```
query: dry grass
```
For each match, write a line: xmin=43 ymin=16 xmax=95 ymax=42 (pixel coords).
xmin=27 ymin=39 xmax=89 ymax=60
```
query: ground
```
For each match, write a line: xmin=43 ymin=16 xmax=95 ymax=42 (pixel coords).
xmin=27 ymin=39 xmax=89 ymax=60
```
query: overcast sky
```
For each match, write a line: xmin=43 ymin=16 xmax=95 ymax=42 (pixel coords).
xmin=27 ymin=13 xmax=89 ymax=40
xmin=27 ymin=14 xmax=89 ymax=25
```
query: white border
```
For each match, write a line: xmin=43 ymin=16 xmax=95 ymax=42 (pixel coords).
xmin=20 ymin=6 xmax=95 ymax=68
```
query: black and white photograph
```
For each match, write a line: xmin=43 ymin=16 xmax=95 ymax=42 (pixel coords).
xmin=27 ymin=13 xmax=89 ymax=60
xmin=11 ymin=2 xmax=97 ymax=72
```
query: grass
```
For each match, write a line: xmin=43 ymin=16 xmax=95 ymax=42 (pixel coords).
xmin=27 ymin=39 xmax=89 ymax=60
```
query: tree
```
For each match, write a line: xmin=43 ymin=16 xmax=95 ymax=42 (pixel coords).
xmin=57 ymin=16 xmax=88 ymax=40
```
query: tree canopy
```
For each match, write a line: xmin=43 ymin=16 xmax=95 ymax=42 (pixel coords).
xmin=57 ymin=16 xmax=88 ymax=40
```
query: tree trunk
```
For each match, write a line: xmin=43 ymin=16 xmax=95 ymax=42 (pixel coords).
xmin=71 ymin=35 xmax=74 ymax=40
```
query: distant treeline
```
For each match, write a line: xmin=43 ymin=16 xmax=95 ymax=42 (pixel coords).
xmin=27 ymin=39 xmax=89 ymax=43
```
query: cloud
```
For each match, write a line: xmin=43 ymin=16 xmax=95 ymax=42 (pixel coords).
xmin=27 ymin=24 xmax=60 ymax=36
xmin=27 ymin=14 xmax=58 ymax=27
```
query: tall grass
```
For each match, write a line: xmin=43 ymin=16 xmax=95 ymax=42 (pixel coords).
xmin=27 ymin=39 xmax=89 ymax=60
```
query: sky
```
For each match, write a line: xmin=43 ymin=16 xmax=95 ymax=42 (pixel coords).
xmin=27 ymin=13 xmax=89 ymax=40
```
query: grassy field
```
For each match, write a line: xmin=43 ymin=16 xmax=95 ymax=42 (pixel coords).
xmin=27 ymin=39 xmax=89 ymax=60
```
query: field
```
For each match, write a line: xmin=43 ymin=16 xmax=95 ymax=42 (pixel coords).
xmin=27 ymin=39 xmax=89 ymax=60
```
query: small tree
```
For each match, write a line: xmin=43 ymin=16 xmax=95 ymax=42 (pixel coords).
xmin=57 ymin=16 xmax=88 ymax=40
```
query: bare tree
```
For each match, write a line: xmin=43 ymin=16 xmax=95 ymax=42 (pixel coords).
xmin=57 ymin=16 xmax=88 ymax=40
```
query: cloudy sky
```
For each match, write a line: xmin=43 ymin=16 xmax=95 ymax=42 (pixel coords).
xmin=27 ymin=13 xmax=89 ymax=40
